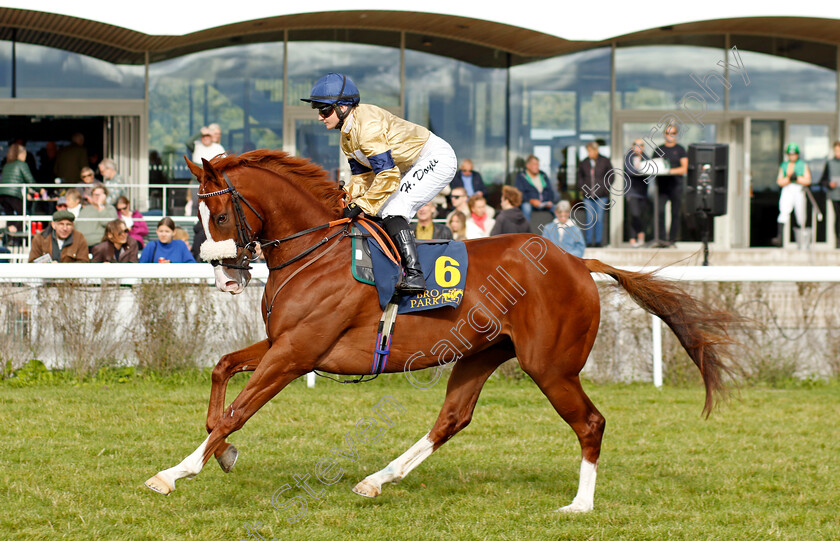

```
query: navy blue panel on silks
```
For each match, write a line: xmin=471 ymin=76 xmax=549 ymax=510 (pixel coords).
xmin=368 ymin=239 xmax=468 ymax=314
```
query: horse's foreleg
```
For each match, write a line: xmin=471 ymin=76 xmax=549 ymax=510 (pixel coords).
xmin=146 ymin=342 xmax=306 ymax=495
xmin=206 ymin=340 xmax=270 ymax=472
xmin=353 ymin=348 xmax=510 ymax=498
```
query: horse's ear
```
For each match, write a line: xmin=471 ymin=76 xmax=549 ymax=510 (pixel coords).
xmin=200 ymin=158 xmax=226 ymax=191
xmin=185 ymin=156 xmax=203 ymax=179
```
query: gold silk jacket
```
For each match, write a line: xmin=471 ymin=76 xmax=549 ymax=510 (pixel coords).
xmin=340 ymin=104 xmax=430 ymax=215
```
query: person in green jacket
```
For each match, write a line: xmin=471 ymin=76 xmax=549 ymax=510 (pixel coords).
xmin=0 ymin=143 xmax=35 ymax=232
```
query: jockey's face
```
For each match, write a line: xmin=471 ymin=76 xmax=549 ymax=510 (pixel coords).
xmin=319 ymin=105 xmax=345 ymax=130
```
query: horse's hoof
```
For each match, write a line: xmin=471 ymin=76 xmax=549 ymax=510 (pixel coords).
xmin=556 ymin=500 xmax=592 ymax=513
xmin=217 ymin=444 xmax=239 ymax=473
xmin=145 ymin=474 xmax=174 ymax=495
xmin=352 ymin=479 xmax=381 ymax=498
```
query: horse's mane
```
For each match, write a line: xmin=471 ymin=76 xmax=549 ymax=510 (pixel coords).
xmin=211 ymin=150 xmax=345 ymax=217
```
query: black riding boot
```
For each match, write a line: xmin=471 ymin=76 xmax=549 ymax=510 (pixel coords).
xmin=383 ymin=216 xmax=426 ymax=295
xmin=771 ymin=223 xmax=784 ymax=247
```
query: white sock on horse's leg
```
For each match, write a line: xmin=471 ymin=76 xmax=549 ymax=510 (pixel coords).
xmin=353 ymin=433 xmax=435 ymax=498
xmin=558 ymin=458 xmax=597 ymax=513
xmin=145 ymin=436 xmax=210 ymax=495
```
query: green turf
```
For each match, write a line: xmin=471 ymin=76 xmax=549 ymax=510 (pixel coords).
xmin=1 ymin=374 xmax=838 ymax=540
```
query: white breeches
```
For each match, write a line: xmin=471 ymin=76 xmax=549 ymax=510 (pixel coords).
xmin=777 ymin=183 xmax=806 ymax=226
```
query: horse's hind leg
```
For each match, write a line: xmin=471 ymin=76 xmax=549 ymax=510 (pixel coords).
xmin=206 ymin=340 xmax=270 ymax=472
xmin=353 ymin=346 xmax=512 ymax=498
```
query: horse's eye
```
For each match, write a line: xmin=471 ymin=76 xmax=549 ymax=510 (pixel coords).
xmin=217 ymin=214 xmax=228 ymax=224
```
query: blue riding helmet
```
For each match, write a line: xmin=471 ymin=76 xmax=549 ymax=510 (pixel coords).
xmin=300 ymin=73 xmax=361 ymax=107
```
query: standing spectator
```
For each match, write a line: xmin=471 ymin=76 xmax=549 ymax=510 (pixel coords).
xmin=465 ymin=194 xmax=495 ymax=239
xmin=78 ymin=167 xmax=97 ymax=203
xmin=116 ymin=195 xmax=148 ymax=248
xmin=515 ymin=154 xmax=555 ymax=221
xmin=447 ymin=210 xmax=468 ymax=241
xmin=577 ymin=141 xmax=613 ymax=247
xmin=541 ymin=201 xmax=586 ymax=257
xmin=192 ymin=126 xmax=226 ymax=164
xmin=208 ymin=123 xmax=224 ymax=147
xmin=76 ymin=183 xmax=118 ymax=247
xmin=64 ymin=188 xmax=83 ymax=219
xmin=139 ymin=217 xmax=196 ymax=263
xmin=54 ymin=133 xmax=89 ymax=183
xmin=411 ymin=202 xmax=452 ymax=240
xmin=819 ymin=140 xmax=840 ymax=248
xmin=772 ymin=142 xmax=811 ymax=247
xmin=490 ymin=185 xmax=530 ymax=235
xmin=36 ymin=141 xmax=59 ymax=183
xmin=28 ymin=210 xmax=89 ymax=263
xmin=653 ymin=124 xmax=688 ymax=245
xmin=0 ymin=143 xmax=35 ymax=231
xmin=445 ymin=187 xmax=470 ymax=219
xmin=91 ymin=219 xmax=139 ymax=263
xmin=450 ymin=159 xmax=487 ymax=198
xmin=99 ymin=158 xmax=125 ymax=206
xmin=624 ymin=139 xmax=650 ymax=247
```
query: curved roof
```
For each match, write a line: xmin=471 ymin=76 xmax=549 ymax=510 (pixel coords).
xmin=1 ymin=6 xmax=839 ymax=67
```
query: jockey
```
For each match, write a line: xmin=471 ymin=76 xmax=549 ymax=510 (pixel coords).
xmin=302 ymin=73 xmax=457 ymax=295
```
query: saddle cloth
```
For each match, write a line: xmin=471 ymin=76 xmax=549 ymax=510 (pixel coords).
xmin=350 ymin=224 xmax=468 ymax=314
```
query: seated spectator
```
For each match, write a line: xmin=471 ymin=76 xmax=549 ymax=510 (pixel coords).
xmin=98 ymin=158 xmax=124 ymax=206
xmin=140 ymin=217 xmax=196 ymax=263
xmin=541 ymin=201 xmax=585 ymax=257
xmin=450 ymin=159 xmax=487 ymax=198
xmin=412 ymin=202 xmax=453 ymax=240
xmin=515 ymin=154 xmax=555 ymax=221
xmin=446 ymin=210 xmax=468 ymax=241
xmin=28 ymin=210 xmax=89 ymax=263
xmin=64 ymin=188 xmax=83 ymax=219
xmin=116 ymin=195 xmax=148 ymax=248
xmin=78 ymin=167 xmax=96 ymax=203
xmin=76 ymin=183 xmax=118 ymax=247
xmin=490 ymin=185 xmax=531 ymax=236
xmin=445 ymin=186 xmax=470 ymax=219
xmin=91 ymin=219 xmax=139 ymax=263
xmin=465 ymin=194 xmax=495 ymax=239
xmin=173 ymin=226 xmax=191 ymax=248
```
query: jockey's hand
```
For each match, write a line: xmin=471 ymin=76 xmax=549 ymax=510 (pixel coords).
xmin=343 ymin=202 xmax=363 ymax=220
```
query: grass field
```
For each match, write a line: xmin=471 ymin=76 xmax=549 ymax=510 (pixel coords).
xmin=1 ymin=373 xmax=839 ymax=541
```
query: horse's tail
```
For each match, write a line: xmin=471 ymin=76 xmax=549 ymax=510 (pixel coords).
xmin=584 ymin=258 xmax=738 ymax=417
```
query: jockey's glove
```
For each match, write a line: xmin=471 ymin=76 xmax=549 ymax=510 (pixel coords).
xmin=343 ymin=202 xmax=363 ymax=219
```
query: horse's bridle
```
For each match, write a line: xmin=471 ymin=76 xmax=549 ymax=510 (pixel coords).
xmin=197 ymin=171 xmax=351 ymax=272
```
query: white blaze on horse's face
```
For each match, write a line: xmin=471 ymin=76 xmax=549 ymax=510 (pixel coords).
xmin=199 ymin=201 xmax=251 ymax=294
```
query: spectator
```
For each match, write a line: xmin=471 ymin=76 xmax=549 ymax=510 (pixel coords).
xmin=411 ymin=202 xmax=453 ymax=240
xmin=79 ymin=166 xmax=96 ymax=203
xmin=192 ymin=126 xmax=226 ymax=165
xmin=55 ymin=195 xmax=68 ymax=212
xmin=465 ymin=194 xmax=495 ymax=239
xmin=91 ymin=219 xmax=139 ymax=263
xmin=445 ymin=187 xmax=470 ymax=218
xmin=490 ymin=185 xmax=530 ymax=235
xmin=173 ymin=226 xmax=191 ymax=247
xmin=772 ymin=142 xmax=811 ymax=247
xmin=36 ymin=141 xmax=59 ymax=183
xmin=28 ymin=210 xmax=89 ymax=263
xmin=54 ymin=132 xmax=89 ymax=183
xmin=653 ymin=124 xmax=688 ymax=245
xmin=577 ymin=141 xmax=613 ymax=247
xmin=139 ymin=217 xmax=196 ymax=263
xmin=450 ymin=159 xmax=487 ymax=198
xmin=819 ymin=140 xmax=840 ymax=249
xmin=541 ymin=201 xmax=585 ymax=257
xmin=76 ymin=183 xmax=118 ymax=247
xmin=208 ymin=123 xmax=223 ymax=146
xmin=515 ymin=154 xmax=555 ymax=221
xmin=0 ymin=143 xmax=35 ymax=231
xmin=64 ymin=188 xmax=83 ymax=219
xmin=99 ymin=158 xmax=125 ymax=206
xmin=116 ymin=195 xmax=148 ymax=248
xmin=447 ymin=210 xmax=468 ymax=241
xmin=624 ymin=139 xmax=650 ymax=247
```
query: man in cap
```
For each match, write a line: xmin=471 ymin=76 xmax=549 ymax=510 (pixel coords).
xmin=28 ymin=209 xmax=89 ymax=263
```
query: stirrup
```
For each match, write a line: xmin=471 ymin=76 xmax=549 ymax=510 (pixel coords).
xmin=395 ymin=270 xmax=426 ymax=295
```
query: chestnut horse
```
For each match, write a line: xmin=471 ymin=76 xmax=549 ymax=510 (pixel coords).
xmin=145 ymin=150 xmax=736 ymax=512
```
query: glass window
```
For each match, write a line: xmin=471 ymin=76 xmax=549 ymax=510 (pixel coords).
xmin=149 ymin=42 xmax=285 ymax=180
xmin=616 ymin=42 xmax=726 ymax=111
xmin=15 ymin=43 xmax=143 ymax=100
xmin=729 ymin=46 xmax=836 ymax=111
xmin=509 ymin=48 xmax=611 ymax=192
xmin=0 ymin=41 xmax=11 ymax=98
xmin=286 ymin=35 xmax=400 ymax=107
xmin=404 ymin=46 xmax=508 ymax=186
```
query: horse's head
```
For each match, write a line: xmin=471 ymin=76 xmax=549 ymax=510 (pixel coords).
xmin=187 ymin=157 xmax=259 ymax=294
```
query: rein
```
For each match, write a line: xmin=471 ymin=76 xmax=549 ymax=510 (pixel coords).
xmin=198 ymin=172 xmax=264 ymax=270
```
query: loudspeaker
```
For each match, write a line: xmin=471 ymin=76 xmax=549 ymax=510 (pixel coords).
xmin=686 ymin=143 xmax=728 ymax=216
